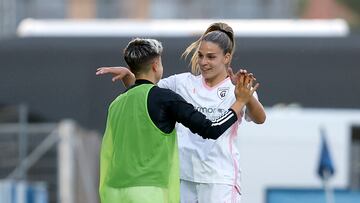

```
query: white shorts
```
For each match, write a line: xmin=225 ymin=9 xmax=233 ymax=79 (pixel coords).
xmin=180 ymin=180 xmax=241 ymax=203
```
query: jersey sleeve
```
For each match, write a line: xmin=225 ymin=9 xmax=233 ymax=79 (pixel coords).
xmin=158 ymin=72 xmax=192 ymax=92
xmin=158 ymin=74 xmax=178 ymax=92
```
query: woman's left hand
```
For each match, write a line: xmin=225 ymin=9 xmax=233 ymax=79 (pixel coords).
xmin=228 ymin=67 xmax=256 ymax=85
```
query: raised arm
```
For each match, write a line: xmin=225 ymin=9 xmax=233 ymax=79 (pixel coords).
xmin=171 ymin=74 xmax=258 ymax=139
xmin=228 ymin=67 xmax=266 ymax=124
xmin=96 ymin=66 xmax=136 ymax=88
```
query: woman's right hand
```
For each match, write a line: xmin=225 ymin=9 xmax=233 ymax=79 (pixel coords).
xmin=96 ymin=66 xmax=136 ymax=87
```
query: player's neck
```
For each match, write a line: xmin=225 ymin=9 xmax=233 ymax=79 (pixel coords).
xmin=136 ymin=74 xmax=157 ymax=84
xmin=204 ymin=72 xmax=228 ymax=87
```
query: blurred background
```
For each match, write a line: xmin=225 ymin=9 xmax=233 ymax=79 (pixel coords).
xmin=0 ymin=0 xmax=360 ymax=203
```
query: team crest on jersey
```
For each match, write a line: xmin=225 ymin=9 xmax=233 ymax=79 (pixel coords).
xmin=217 ymin=87 xmax=229 ymax=100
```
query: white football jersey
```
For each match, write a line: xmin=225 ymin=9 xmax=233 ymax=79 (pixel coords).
xmin=158 ymin=72 xmax=258 ymax=191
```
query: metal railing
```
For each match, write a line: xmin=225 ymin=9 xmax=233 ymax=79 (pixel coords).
xmin=0 ymin=119 xmax=100 ymax=203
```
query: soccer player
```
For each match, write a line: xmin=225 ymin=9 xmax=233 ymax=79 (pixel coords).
xmin=98 ymin=22 xmax=267 ymax=203
xmin=99 ymin=38 xmax=258 ymax=203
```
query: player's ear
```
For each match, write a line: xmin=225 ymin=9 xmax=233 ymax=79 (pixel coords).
xmin=224 ymin=53 xmax=231 ymax=66
xmin=150 ymin=60 xmax=156 ymax=71
xmin=151 ymin=58 xmax=160 ymax=72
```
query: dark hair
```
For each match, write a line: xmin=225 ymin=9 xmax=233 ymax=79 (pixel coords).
xmin=124 ymin=38 xmax=163 ymax=75
xmin=182 ymin=22 xmax=235 ymax=75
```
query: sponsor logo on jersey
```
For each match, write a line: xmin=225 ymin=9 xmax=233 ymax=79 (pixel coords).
xmin=217 ymin=87 xmax=229 ymax=100
xmin=195 ymin=106 xmax=226 ymax=114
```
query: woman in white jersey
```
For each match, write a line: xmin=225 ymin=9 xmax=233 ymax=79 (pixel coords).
xmin=97 ymin=22 xmax=266 ymax=203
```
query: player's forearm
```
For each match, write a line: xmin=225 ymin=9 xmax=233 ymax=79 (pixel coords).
xmin=230 ymin=100 xmax=246 ymax=118
xmin=196 ymin=109 xmax=238 ymax=139
xmin=175 ymin=101 xmax=238 ymax=140
xmin=246 ymin=96 xmax=266 ymax=124
xmin=122 ymin=72 xmax=136 ymax=88
xmin=190 ymin=101 xmax=246 ymax=140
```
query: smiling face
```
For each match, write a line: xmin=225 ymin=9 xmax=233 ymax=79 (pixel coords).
xmin=197 ymin=41 xmax=230 ymax=87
